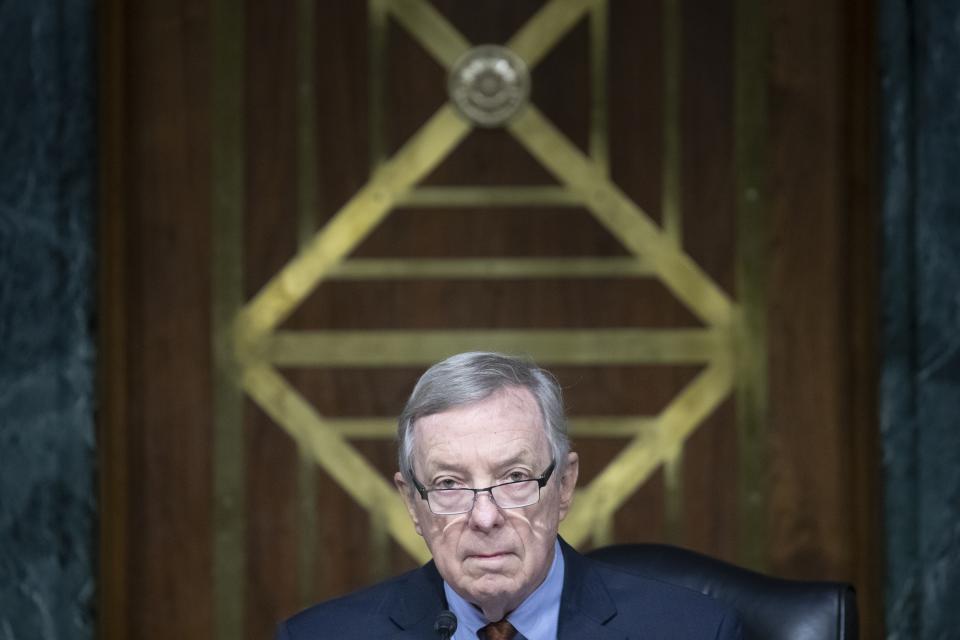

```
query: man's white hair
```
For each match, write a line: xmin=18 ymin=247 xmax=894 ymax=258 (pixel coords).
xmin=397 ymin=351 xmax=570 ymax=484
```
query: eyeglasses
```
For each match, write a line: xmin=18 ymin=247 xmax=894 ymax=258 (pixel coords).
xmin=412 ymin=460 xmax=556 ymax=516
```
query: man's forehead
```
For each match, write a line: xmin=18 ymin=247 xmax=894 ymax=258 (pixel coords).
xmin=420 ymin=386 xmax=542 ymax=425
xmin=412 ymin=387 xmax=550 ymax=464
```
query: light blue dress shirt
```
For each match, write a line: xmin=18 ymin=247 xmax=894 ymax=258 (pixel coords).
xmin=443 ymin=539 xmax=565 ymax=640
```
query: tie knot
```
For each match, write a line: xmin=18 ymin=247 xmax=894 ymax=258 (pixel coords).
xmin=478 ymin=618 xmax=517 ymax=640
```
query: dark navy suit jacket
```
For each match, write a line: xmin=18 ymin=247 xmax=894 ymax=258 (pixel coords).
xmin=277 ymin=539 xmax=743 ymax=639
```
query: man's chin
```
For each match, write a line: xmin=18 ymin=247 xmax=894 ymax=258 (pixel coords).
xmin=460 ymin=575 xmax=521 ymax=609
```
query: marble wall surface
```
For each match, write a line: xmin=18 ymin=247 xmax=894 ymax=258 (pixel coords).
xmin=0 ymin=1 xmax=96 ymax=639
xmin=880 ymin=0 xmax=960 ymax=638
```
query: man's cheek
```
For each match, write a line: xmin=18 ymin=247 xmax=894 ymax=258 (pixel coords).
xmin=440 ymin=514 xmax=468 ymax=535
xmin=508 ymin=507 xmax=553 ymax=535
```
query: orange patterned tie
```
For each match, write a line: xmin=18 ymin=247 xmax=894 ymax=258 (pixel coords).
xmin=478 ymin=619 xmax=518 ymax=640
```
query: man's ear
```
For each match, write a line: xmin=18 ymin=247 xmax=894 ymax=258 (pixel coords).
xmin=557 ymin=451 xmax=579 ymax=521
xmin=394 ymin=471 xmax=423 ymax=536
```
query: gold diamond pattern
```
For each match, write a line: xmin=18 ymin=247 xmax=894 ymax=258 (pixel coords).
xmin=231 ymin=0 xmax=740 ymax=562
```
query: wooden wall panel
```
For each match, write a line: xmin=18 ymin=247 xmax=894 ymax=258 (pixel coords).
xmin=768 ymin=0 xmax=850 ymax=576
xmin=243 ymin=1 xmax=301 ymax=638
xmin=608 ymin=0 xmax=662 ymax=216
xmin=766 ymin=0 xmax=881 ymax=636
xmin=768 ymin=0 xmax=843 ymax=580
xmin=679 ymin=0 xmax=738 ymax=561
xmin=109 ymin=1 xmax=215 ymax=638
xmin=100 ymin=0 xmax=881 ymax=637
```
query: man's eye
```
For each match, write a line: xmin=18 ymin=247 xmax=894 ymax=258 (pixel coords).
xmin=436 ymin=478 xmax=462 ymax=489
xmin=506 ymin=471 xmax=530 ymax=482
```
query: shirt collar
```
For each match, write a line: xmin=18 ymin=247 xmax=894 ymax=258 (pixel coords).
xmin=444 ymin=539 xmax=565 ymax=640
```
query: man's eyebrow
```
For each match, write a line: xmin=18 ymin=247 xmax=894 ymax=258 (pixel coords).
xmin=492 ymin=453 xmax=538 ymax=470
xmin=421 ymin=452 xmax=540 ymax=478
xmin=421 ymin=461 xmax=470 ymax=478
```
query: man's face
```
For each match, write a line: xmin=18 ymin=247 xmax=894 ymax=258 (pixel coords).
xmin=394 ymin=387 xmax=579 ymax=621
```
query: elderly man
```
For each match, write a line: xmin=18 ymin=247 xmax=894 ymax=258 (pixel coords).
xmin=278 ymin=352 xmax=742 ymax=639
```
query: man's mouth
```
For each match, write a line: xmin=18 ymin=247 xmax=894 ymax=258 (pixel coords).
xmin=466 ymin=551 xmax=512 ymax=561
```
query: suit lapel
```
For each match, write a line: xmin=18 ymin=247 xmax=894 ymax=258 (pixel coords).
xmin=557 ymin=539 xmax=630 ymax=640
xmin=386 ymin=561 xmax=449 ymax=639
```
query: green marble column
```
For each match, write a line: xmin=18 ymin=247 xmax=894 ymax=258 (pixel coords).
xmin=880 ymin=0 xmax=960 ymax=638
xmin=0 ymin=1 xmax=96 ymax=639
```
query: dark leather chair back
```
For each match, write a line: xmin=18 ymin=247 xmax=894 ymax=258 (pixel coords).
xmin=587 ymin=544 xmax=858 ymax=640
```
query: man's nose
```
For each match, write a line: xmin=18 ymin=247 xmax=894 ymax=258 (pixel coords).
xmin=468 ymin=490 xmax=503 ymax=529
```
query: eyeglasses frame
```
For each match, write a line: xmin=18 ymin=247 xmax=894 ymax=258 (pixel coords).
xmin=410 ymin=459 xmax=557 ymax=515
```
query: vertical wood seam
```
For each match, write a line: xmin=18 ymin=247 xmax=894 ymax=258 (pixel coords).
xmin=734 ymin=0 xmax=769 ymax=572
xmin=212 ymin=0 xmax=246 ymax=637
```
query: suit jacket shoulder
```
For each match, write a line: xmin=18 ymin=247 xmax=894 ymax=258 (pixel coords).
xmin=559 ymin=539 xmax=742 ymax=640
xmin=276 ymin=562 xmax=447 ymax=640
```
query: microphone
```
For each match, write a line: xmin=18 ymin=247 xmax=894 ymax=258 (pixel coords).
xmin=434 ymin=610 xmax=457 ymax=639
